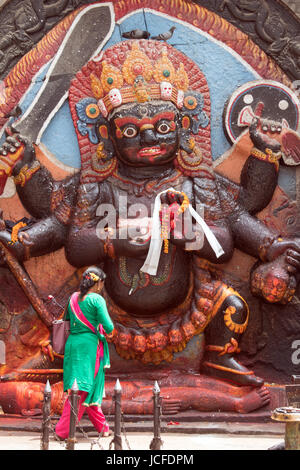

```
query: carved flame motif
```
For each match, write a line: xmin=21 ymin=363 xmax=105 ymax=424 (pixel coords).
xmin=122 ymin=42 xmax=153 ymax=84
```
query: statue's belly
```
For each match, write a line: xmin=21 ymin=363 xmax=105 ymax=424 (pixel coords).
xmin=104 ymin=247 xmax=190 ymax=316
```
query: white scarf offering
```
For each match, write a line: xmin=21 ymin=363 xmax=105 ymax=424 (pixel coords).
xmin=140 ymin=188 xmax=225 ymax=276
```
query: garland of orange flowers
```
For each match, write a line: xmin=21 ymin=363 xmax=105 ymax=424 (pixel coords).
xmin=177 ymin=191 xmax=189 ymax=213
xmin=161 ymin=191 xmax=189 ymax=253
xmin=161 ymin=205 xmax=170 ymax=254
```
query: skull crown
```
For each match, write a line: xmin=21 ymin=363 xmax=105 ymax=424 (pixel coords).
xmin=89 ymin=41 xmax=191 ymax=116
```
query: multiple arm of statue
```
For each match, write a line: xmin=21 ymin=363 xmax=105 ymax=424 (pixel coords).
xmin=0 ymin=131 xmax=80 ymax=263
xmin=1 ymin=112 xmax=300 ymax=281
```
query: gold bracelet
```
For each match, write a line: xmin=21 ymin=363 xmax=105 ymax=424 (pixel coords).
xmin=251 ymin=147 xmax=281 ymax=171
xmin=14 ymin=161 xmax=41 ymax=187
xmin=7 ymin=221 xmax=27 ymax=245
xmin=258 ymin=236 xmax=280 ymax=262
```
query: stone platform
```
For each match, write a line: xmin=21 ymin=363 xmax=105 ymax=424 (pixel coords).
xmin=0 ymin=382 xmax=288 ymax=436
xmin=0 ymin=409 xmax=285 ymax=436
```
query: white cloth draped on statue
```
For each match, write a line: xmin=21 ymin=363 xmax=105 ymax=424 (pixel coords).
xmin=140 ymin=188 xmax=225 ymax=276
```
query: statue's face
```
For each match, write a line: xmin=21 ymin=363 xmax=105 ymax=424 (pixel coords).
xmin=262 ymin=274 xmax=286 ymax=302
xmin=109 ymin=102 xmax=180 ymax=167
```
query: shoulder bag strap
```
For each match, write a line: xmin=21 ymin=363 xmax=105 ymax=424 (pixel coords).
xmin=69 ymin=292 xmax=97 ymax=333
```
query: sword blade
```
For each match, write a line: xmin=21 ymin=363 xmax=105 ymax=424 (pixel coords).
xmin=13 ymin=4 xmax=114 ymax=144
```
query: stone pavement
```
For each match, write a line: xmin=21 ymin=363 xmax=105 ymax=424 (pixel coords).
xmin=0 ymin=429 xmax=285 ymax=451
xmin=0 ymin=413 xmax=286 ymax=451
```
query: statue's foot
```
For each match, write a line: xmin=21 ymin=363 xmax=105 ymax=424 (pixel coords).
xmin=235 ymin=386 xmax=271 ymax=413
xmin=202 ymin=352 xmax=264 ymax=387
xmin=161 ymin=397 xmax=181 ymax=415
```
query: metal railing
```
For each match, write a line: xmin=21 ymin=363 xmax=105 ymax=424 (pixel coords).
xmin=40 ymin=378 xmax=163 ymax=450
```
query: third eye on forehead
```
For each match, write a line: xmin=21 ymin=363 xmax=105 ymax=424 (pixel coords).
xmin=114 ymin=112 xmax=177 ymax=131
xmin=111 ymin=102 xmax=178 ymax=120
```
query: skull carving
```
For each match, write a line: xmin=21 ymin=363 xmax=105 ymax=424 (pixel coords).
xmin=109 ymin=88 xmax=123 ymax=108
xmin=160 ymin=81 xmax=173 ymax=100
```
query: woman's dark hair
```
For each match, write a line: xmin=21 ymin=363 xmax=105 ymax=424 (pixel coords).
xmin=79 ymin=266 xmax=106 ymax=300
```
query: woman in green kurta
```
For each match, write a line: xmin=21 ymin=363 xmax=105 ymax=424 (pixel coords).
xmin=55 ymin=266 xmax=114 ymax=440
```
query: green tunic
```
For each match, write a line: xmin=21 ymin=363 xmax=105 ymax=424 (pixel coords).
xmin=63 ymin=292 xmax=114 ymax=406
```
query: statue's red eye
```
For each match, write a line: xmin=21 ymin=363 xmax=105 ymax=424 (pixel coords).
xmin=157 ymin=122 xmax=171 ymax=134
xmin=123 ymin=125 xmax=138 ymax=138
